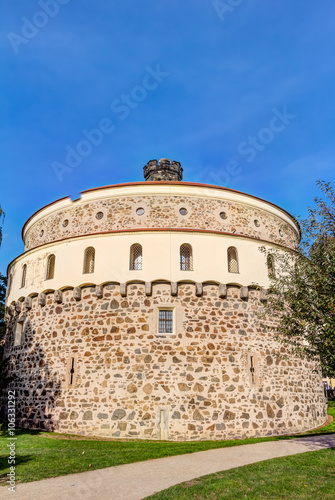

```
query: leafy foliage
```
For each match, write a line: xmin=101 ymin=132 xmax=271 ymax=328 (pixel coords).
xmin=263 ymin=181 xmax=335 ymax=377
xmin=0 ymin=205 xmax=6 ymax=342
xmin=0 ymin=273 xmax=7 ymax=341
xmin=0 ymin=208 xmax=9 ymax=419
xmin=0 ymin=274 xmax=9 ymax=405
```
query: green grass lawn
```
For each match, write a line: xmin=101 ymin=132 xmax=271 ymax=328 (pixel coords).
xmin=0 ymin=401 xmax=334 ymax=485
xmin=145 ymin=448 xmax=335 ymax=499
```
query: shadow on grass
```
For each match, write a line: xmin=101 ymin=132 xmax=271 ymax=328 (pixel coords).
xmin=0 ymin=455 xmax=33 ymax=484
xmin=0 ymin=426 xmax=41 ymax=438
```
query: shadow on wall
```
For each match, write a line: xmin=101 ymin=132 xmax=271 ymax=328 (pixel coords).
xmin=1 ymin=316 xmax=62 ymax=432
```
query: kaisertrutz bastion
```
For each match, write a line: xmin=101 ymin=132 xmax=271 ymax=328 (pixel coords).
xmin=4 ymin=158 xmax=327 ymax=440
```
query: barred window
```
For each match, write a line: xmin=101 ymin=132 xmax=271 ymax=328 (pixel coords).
xmin=180 ymin=244 xmax=193 ymax=271
xmin=227 ymin=247 xmax=239 ymax=273
xmin=21 ymin=264 xmax=27 ymax=288
xmin=83 ymin=247 xmax=95 ymax=274
xmin=130 ymin=244 xmax=142 ymax=270
xmin=159 ymin=309 xmax=173 ymax=334
xmin=46 ymin=254 xmax=56 ymax=280
xmin=267 ymin=254 xmax=275 ymax=278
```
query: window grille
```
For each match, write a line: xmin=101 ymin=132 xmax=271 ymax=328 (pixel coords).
xmin=180 ymin=244 xmax=193 ymax=271
xmin=159 ymin=310 xmax=173 ymax=334
xmin=130 ymin=244 xmax=142 ymax=270
xmin=46 ymin=254 xmax=56 ymax=280
xmin=227 ymin=247 xmax=239 ymax=273
xmin=267 ymin=254 xmax=275 ymax=278
xmin=21 ymin=264 xmax=27 ymax=288
xmin=83 ymin=247 xmax=95 ymax=274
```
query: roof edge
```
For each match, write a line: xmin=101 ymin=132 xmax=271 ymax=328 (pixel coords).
xmin=21 ymin=181 xmax=301 ymax=241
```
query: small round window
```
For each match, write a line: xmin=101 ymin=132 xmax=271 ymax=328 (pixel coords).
xmin=40 ymin=230 xmax=44 ymax=237
xmin=220 ymin=211 xmax=227 ymax=220
xmin=179 ymin=207 xmax=188 ymax=216
xmin=96 ymin=212 xmax=104 ymax=220
xmin=62 ymin=219 xmax=69 ymax=227
xmin=136 ymin=207 xmax=145 ymax=216
xmin=254 ymin=220 xmax=260 ymax=227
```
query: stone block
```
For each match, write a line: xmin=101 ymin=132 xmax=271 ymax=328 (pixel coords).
xmin=171 ymin=282 xmax=178 ymax=296
xmin=37 ymin=294 xmax=46 ymax=306
xmin=95 ymin=285 xmax=103 ymax=298
xmin=240 ymin=287 xmax=248 ymax=300
xmin=112 ymin=409 xmax=126 ymax=420
xmin=218 ymin=284 xmax=227 ymax=298
xmin=73 ymin=287 xmax=81 ymax=301
xmin=54 ymin=290 xmax=63 ymax=304
xmin=24 ymin=297 xmax=32 ymax=310
xmin=120 ymin=283 xmax=127 ymax=297
xmin=195 ymin=282 xmax=203 ymax=297
xmin=145 ymin=282 xmax=152 ymax=296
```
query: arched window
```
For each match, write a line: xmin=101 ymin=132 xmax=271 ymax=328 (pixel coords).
xmin=83 ymin=247 xmax=95 ymax=274
xmin=21 ymin=264 xmax=27 ymax=288
xmin=130 ymin=244 xmax=143 ymax=270
xmin=46 ymin=254 xmax=56 ymax=280
xmin=180 ymin=244 xmax=193 ymax=271
xmin=267 ymin=254 xmax=275 ymax=278
xmin=227 ymin=247 xmax=239 ymax=273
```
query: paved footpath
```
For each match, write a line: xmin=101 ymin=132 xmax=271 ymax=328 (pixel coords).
xmin=1 ymin=434 xmax=335 ymax=500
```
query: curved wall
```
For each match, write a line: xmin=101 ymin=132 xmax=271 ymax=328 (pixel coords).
xmin=22 ymin=183 xmax=299 ymax=252
xmin=8 ymin=233 xmax=284 ymax=303
xmin=4 ymin=180 xmax=326 ymax=441
xmin=7 ymin=182 xmax=300 ymax=304
xmin=4 ymin=283 xmax=326 ymax=440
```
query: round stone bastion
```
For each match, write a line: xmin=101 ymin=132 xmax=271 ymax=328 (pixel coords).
xmin=3 ymin=160 xmax=327 ymax=440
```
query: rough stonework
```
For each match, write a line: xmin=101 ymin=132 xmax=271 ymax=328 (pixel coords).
xmin=143 ymin=158 xmax=183 ymax=182
xmin=3 ymin=162 xmax=327 ymax=441
xmin=24 ymin=193 xmax=298 ymax=252
xmin=4 ymin=283 xmax=326 ymax=440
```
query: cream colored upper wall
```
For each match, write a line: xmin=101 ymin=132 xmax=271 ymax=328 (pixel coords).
xmin=7 ymin=231 xmax=278 ymax=303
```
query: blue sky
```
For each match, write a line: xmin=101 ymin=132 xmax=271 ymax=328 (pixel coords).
xmin=1 ymin=0 xmax=335 ymax=274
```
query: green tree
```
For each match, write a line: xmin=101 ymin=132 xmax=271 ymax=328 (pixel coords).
xmin=263 ymin=181 xmax=335 ymax=377
xmin=0 ymin=207 xmax=9 ymax=420
xmin=0 ymin=205 xmax=6 ymax=339
xmin=0 ymin=273 xmax=7 ymax=340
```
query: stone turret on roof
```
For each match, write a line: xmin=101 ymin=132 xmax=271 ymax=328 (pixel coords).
xmin=143 ymin=158 xmax=183 ymax=181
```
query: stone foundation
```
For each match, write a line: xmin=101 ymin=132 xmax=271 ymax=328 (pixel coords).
xmin=3 ymin=282 xmax=326 ymax=440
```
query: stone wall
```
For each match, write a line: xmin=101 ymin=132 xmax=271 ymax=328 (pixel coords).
xmin=24 ymin=195 xmax=298 ymax=252
xmin=4 ymin=283 xmax=326 ymax=440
